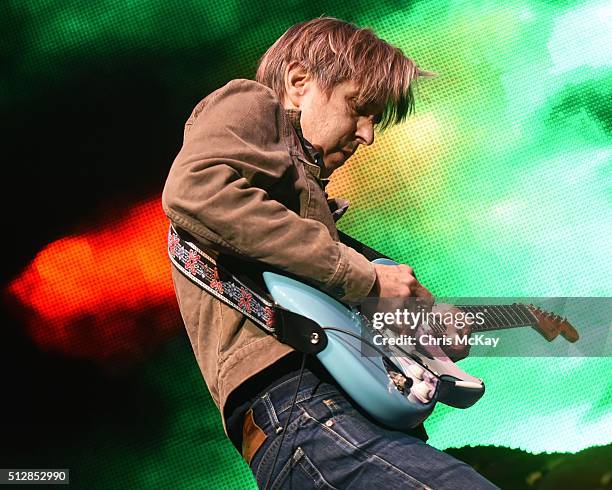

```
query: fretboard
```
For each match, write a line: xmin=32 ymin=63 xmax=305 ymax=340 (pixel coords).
xmin=460 ymin=304 xmax=537 ymax=332
xmin=428 ymin=304 xmax=538 ymax=334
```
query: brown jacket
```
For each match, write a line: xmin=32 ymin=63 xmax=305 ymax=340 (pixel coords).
xmin=162 ymin=79 xmax=376 ymax=431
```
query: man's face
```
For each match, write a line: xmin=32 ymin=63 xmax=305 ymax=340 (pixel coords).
xmin=297 ymin=80 xmax=383 ymax=178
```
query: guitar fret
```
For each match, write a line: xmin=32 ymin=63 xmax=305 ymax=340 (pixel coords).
xmin=509 ymin=304 xmax=529 ymax=325
xmin=463 ymin=306 xmax=494 ymax=331
xmin=447 ymin=304 xmax=539 ymax=333
xmin=517 ymin=304 xmax=537 ymax=325
xmin=513 ymin=305 xmax=532 ymax=325
xmin=487 ymin=305 xmax=504 ymax=330
xmin=495 ymin=305 xmax=512 ymax=326
xmin=486 ymin=309 xmax=499 ymax=330
xmin=500 ymin=306 xmax=518 ymax=327
xmin=482 ymin=306 xmax=503 ymax=331
xmin=488 ymin=306 xmax=506 ymax=330
xmin=465 ymin=306 xmax=478 ymax=323
xmin=469 ymin=307 xmax=481 ymax=331
xmin=502 ymin=305 xmax=523 ymax=326
xmin=459 ymin=306 xmax=472 ymax=328
xmin=480 ymin=307 xmax=497 ymax=331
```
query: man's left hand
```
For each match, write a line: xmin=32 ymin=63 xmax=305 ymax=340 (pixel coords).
xmin=435 ymin=305 xmax=472 ymax=362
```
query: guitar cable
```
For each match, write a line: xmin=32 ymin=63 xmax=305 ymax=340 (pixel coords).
xmin=262 ymin=330 xmax=392 ymax=490
xmin=263 ymin=351 xmax=307 ymax=490
xmin=263 ymin=326 xmax=432 ymax=489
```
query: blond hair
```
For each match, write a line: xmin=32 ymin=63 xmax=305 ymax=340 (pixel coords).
xmin=256 ymin=17 xmax=426 ymax=129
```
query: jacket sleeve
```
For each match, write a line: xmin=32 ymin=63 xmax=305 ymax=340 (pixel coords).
xmin=162 ymin=79 xmax=375 ymax=301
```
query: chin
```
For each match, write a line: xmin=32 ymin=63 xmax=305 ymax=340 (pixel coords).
xmin=322 ymin=163 xmax=341 ymax=178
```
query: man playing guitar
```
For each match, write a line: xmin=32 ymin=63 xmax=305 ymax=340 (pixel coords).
xmin=163 ymin=17 xmax=497 ymax=489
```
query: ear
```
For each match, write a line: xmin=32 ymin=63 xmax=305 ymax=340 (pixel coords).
xmin=283 ymin=62 xmax=311 ymax=109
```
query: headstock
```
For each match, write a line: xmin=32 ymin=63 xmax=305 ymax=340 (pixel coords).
xmin=527 ymin=305 xmax=579 ymax=343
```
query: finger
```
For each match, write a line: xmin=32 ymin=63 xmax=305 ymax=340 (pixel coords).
xmin=414 ymin=284 xmax=434 ymax=302
xmin=398 ymin=264 xmax=414 ymax=276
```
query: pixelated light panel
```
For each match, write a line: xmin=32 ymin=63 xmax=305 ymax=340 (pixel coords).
xmin=7 ymin=199 xmax=180 ymax=363
xmin=5 ymin=0 xmax=610 ymax=466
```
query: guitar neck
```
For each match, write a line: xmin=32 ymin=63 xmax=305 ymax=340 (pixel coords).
xmin=456 ymin=304 xmax=538 ymax=332
xmin=337 ymin=234 xmax=577 ymax=343
xmin=336 ymin=234 xmax=540 ymax=335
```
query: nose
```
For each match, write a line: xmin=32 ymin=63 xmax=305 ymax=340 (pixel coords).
xmin=355 ymin=117 xmax=375 ymax=146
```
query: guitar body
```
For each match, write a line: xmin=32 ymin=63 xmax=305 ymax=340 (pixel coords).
xmin=263 ymin=259 xmax=485 ymax=430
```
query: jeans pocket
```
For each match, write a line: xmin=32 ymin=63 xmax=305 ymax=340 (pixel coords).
xmin=270 ymin=446 xmax=338 ymax=490
xmin=253 ymin=409 xmax=306 ymax=484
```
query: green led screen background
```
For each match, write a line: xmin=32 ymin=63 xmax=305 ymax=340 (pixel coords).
xmin=2 ymin=0 xmax=610 ymax=489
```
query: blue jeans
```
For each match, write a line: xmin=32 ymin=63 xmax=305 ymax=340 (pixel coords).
xmin=247 ymin=368 xmax=498 ymax=489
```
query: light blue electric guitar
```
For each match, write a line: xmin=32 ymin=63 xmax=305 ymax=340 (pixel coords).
xmin=263 ymin=259 xmax=579 ymax=430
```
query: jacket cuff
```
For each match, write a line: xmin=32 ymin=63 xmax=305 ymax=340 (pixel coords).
xmin=327 ymin=242 xmax=377 ymax=302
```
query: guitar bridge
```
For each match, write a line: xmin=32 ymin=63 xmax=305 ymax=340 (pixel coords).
xmin=383 ymin=357 xmax=413 ymax=396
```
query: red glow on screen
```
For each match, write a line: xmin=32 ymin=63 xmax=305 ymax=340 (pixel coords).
xmin=6 ymin=197 xmax=180 ymax=362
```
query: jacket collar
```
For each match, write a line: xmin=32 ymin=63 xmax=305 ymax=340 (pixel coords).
xmin=284 ymin=108 xmax=327 ymax=185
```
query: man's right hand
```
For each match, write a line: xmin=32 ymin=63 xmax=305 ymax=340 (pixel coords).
xmin=370 ymin=263 xmax=434 ymax=301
